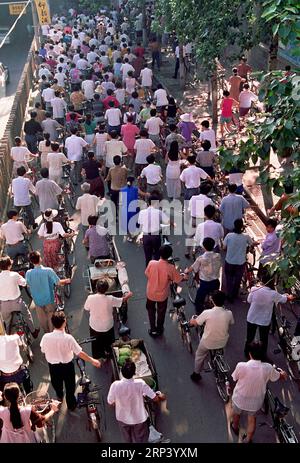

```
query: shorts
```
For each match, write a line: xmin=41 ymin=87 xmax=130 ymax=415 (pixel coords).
xmin=239 ymin=107 xmax=250 ymax=117
xmin=232 ymin=401 xmax=258 ymax=416
xmin=220 ymin=115 xmax=232 ymax=124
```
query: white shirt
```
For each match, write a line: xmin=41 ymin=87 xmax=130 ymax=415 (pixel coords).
xmin=196 ymin=306 xmax=234 ymax=349
xmin=12 ymin=176 xmax=35 ymax=206
xmin=42 ymin=87 xmax=55 ymax=103
xmin=0 ymin=220 xmax=27 ymax=245
xmin=50 ymin=97 xmax=67 ymax=119
xmin=239 ymin=90 xmax=257 ymax=108
xmin=81 ymin=80 xmax=95 ymax=100
xmin=76 ymin=58 xmax=89 ymax=70
xmin=134 ymin=138 xmax=155 ymax=164
xmin=145 ymin=117 xmax=163 ymax=136
xmin=84 ymin=293 xmax=123 ymax=332
xmin=38 ymin=221 xmax=65 ymax=240
xmin=188 ymin=194 xmax=213 ymax=218
xmin=140 ymin=164 xmax=162 ymax=185
xmin=0 ymin=334 xmax=23 ymax=373
xmin=138 ymin=207 xmax=169 ymax=234
xmin=104 ymin=140 xmax=127 ymax=168
xmin=232 ymin=360 xmax=280 ymax=412
xmin=76 ymin=193 xmax=100 ymax=226
xmin=54 ymin=71 xmax=66 ymax=87
xmin=10 ymin=146 xmax=31 ymax=163
xmin=194 ymin=220 xmax=224 ymax=247
xmin=87 ymin=51 xmax=99 ymax=64
xmin=71 ymin=37 xmax=81 ymax=49
xmin=154 ymin=88 xmax=168 ymax=107
xmin=105 ymin=108 xmax=122 ymax=127
xmin=0 ymin=270 xmax=25 ymax=301
xmin=120 ymin=63 xmax=135 ymax=80
xmin=180 ymin=165 xmax=208 ymax=188
xmin=247 ymin=286 xmax=287 ymax=326
xmin=140 ymin=68 xmax=153 ymax=87
xmin=199 ymin=128 xmax=216 ymax=151
xmin=107 ymin=377 xmax=156 ymax=424
xmin=65 ymin=135 xmax=88 ymax=161
xmin=40 ymin=329 xmax=82 ymax=364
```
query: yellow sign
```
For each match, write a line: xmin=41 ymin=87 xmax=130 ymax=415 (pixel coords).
xmin=9 ymin=3 xmax=26 ymax=15
xmin=34 ymin=0 xmax=50 ymax=25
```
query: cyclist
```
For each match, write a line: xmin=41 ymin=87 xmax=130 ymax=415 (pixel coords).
xmin=0 ymin=256 xmax=39 ymax=338
xmin=231 ymin=341 xmax=287 ymax=443
xmin=189 ymin=290 xmax=234 ymax=382
xmin=0 ymin=210 xmax=30 ymax=266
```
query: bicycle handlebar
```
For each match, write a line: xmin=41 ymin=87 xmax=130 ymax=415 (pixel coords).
xmin=78 ymin=337 xmax=96 ymax=345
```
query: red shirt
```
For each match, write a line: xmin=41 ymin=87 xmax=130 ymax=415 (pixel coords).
xmin=102 ymin=96 xmax=120 ymax=110
xmin=121 ymin=123 xmax=140 ymax=151
xmin=145 ymin=259 xmax=182 ymax=302
xmin=134 ymin=46 xmax=145 ymax=58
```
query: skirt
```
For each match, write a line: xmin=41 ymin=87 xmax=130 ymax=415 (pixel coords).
xmin=166 ymin=177 xmax=181 ymax=199
xmin=43 ymin=238 xmax=62 ymax=270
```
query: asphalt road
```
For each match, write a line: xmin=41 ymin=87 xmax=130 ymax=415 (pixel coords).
xmin=23 ymin=199 xmax=300 ymax=444
xmin=0 ymin=32 xmax=33 ymax=137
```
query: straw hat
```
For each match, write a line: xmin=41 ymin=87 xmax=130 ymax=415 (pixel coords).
xmin=44 ymin=209 xmax=58 ymax=221
xmin=180 ymin=113 xmax=192 ymax=122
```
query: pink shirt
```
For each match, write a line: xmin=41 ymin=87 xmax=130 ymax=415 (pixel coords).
xmin=121 ymin=124 xmax=140 ymax=151
xmin=221 ymin=98 xmax=234 ymax=117
xmin=145 ymin=259 xmax=182 ymax=302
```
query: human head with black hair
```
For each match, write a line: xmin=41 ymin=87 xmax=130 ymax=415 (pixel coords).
xmin=187 ymin=155 xmax=196 ymax=165
xmin=140 ymin=129 xmax=148 ymax=138
xmin=233 ymin=218 xmax=244 ymax=234
xmin=127 ymin=176 xmax=135 ymax=186
xmin=121 ymin=358 xmax=136 ymax=379
xmin=87 ymin=151 xmax=95 ymax=160
xmin=266 ymin=218 xmax=277 ymax=233
xmin=109 ymin=130 xmax=118 ymax=139
xmin=228 ymin=183 xmax=237 ymax=194
xmin=107 ymin=88 xmax=114 ymax=97
xmin=248 ymin=341 xmax=264 ymax=360
xmin=223 ymin=90 xmax=230 ymax=97
xmin=283 ymin=180 xmax=293 ymax=194
xmin=113 ymin=155 xmax=121 ymax=166
xmin=7 ymin=209 xmax=19 ymax=220
xmin=211 ymin=290 xmax=226 ymax=307
xmin=204 ymin=204 xmax=216 ymax=220
xmin=96 ymin=279 xmax=109 ymax=294
xmin=168 ymin=140 xmax=179 ymax=161
xmin=202 ymin=237 xmax=215 ymax=252
xmin=201 ymin=120 xmax=210 ymax=129
xmin=108 ymin=101 xmax=115 ymax=108
xmin=29 ymin=251 xmax=42 ymax=265
xmin=50 ymin=142 xmax=60 ymax=152
xmin=200 ymin=182 xmax=212 ymax=196
xmin=30 ymin=111 xmax=37 ymax=119
xmin=0 ymin=256 xmax=13 ymax=271
xmin=285 ymin=65 xmax=291 ymax=72
xmin=40 ymin=167 xmax=49 ymax=178
xmin=159 ymin=244 xmax=173 ymax=260
xmin=232 ymin=67 xmax=238 ymax=75
xmin=201 ymin=140 xmax=211 ymax=151
xmin=260 ymin=271 xmax=275 ymax=289
xmin=3 ymin=383 xmax=23 ymax=430
xmin=169 ymin=124 xmax=177 ymax=133
xmin=146 ymin=154 xmax=155 ymax=164
xmin=150 ymin=108 xmax=156 ymax=117
xmin=14 ymin=136 xmax=22 ymax=146
xmin=243 ymin=83 xmax=250 ymax=90
xmin=126 ymin=115 xmax=133 ymax=124
xmin=51 ymin=311 xmax=67 ymax=329
xmin=70 ymin=127 xmax=78 ymax=135
xmin=16 ymin=166 xmax=26 ymax=177
xmin=88 ymin=215 xmax=98 ymax=226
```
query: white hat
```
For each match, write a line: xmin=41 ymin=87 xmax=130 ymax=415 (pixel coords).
xmin=180 ymin=113 xmax=192 ymax=122
xmin=44 ymin=209 xmax=58 ymax=221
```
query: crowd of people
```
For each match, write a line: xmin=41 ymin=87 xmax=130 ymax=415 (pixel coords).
xmin=0 ymin=1 xmax=296 ymax=445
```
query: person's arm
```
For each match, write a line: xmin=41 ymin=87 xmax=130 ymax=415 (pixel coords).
xmin=78 ymin=350 xmax=101 ymax=368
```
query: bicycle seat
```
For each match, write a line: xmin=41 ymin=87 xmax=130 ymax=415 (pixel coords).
xmin=173 ymin=296 xmax=186 ymax=308
xmin=274 ymin=397 xmax=289 ymax=418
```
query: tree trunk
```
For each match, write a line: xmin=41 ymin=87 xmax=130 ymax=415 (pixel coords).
xmin=179 ymin=44 xmax=186 ymax=90
xmin=268 ymin=33 xmax=279 ymax=71
xmin=211 ymin=74 xmax=218 ymax=126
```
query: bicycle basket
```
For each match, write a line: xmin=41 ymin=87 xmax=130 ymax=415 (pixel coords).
xmin=215 ymin=354 xmax=230 ymax=374
xmin=24 ymin=390 xmax=51 ymax=413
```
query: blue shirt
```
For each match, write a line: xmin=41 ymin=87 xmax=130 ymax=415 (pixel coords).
xmin=224 ymin=233 xmax=253 ymax=265
xmin=220 ymin=193 xmax=249 ymax=230
xmin=26 ymin=265 xmax=59 ymax=306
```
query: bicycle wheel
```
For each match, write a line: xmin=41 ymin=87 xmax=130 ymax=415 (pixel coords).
xmin=278 ymin=421 xmax=298 ymax=444
xmin=64 ymin=282 xmax=71 ymax=299
xmin=180 ymin=324 xmax=193 ymax=353
xmin=215 ymin=368 xmax=229 ymax=402
xmin=188 ymin=274 xmax=198 ymax=304
xmin=89 ymin=409 xmax=102 ymax=442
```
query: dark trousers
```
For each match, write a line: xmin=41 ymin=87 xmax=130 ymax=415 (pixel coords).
xmin=146 ymin=298 xmax=168 ymax=332
xmin=25 ymin=134 xmax=38 ymax=153
xmin=0 ymin=366 xmax=32 ymax=394
xmin=48 ymin=361 xmax=77 ymax=409
xmin=118 ymin=419 xmax=149 ymax=443
xmin=143 ymin=234 xmax=161 ymax=267
xmin=152 ymin=51 xmax=160 ymax=70
xmin=90 ymin=326 xmax=115 ymax=359
xmin=245 ymin=322 xmax=270 ymax=358
xmin=195 ymin=279 xmax=220 ymax=314
xmin=16 ymin=204 xmax=35 ymax=226
xmin=174 ymin=58 xmax=180 ymax=78
xmin=110 ymin=189 xmax=120 ymax=216
xmin=224 ymin=261 xmax=245 ymax=300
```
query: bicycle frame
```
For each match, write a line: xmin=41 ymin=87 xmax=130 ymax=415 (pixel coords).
xmin=264 ymin=388 xmax=298 ymax=443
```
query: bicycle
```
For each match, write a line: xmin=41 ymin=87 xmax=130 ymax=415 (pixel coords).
xmin=61 ymin=163 xmax=76 ymax=209
xmin=260 ymin=381 xmax=298 ymax=443
xmin=23 ymin=390 xmax=57 ymax=443
xmin=241 ymin=246 xmax=259 ymax=292
xmin=8 ymin=311 xmax=34 ymax=363
xmin=273 ymin=309 xmax=300 ymax=381
xmin=76 ymin=337 xmax=105 ymax=442
xmin=204 ymin=347 xmax=231 ymax=402
xmin=169 ymin=282 xmax=193 ymax=354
